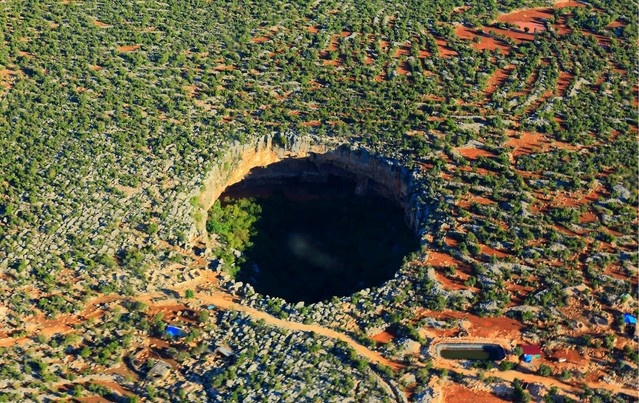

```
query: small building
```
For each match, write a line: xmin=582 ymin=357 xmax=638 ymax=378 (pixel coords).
xmin=520 ymin=344 xmax=542 ymax=363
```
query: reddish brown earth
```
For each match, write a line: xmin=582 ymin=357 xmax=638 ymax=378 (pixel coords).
xmin=556 ymin=71 xmax=574 ymax=96
xmin=417 ymin=309 xmax=523 ymax=339
xmin=117 ymin=45 xmax=140 ymax=52
xmin=455 ymin=147 xmax=495 ymax=160
xmin=457 ymin=195 xmax=493 ymax=209
xmin=93 ymin=20 xmax=110 ymax=28
xmin=371 ymin=329 xmax=396 ymax=344
xmin=442 ymin=382 xmax=509 ymax=403
xmin=505 ymin=131 xmax=548 ymax=157
xmin=455 ymin=25 xmax=511 ymax=53
xmin=497 ymin=8 xmax=549 ymax=34
xmin=0 ymin=68 xmax=15 ymax=89
xmin=393 ymin=45 xmax=410 ymax=58
xmin=397 ymin=62 xmax=410 ymax=75
xmin=433 ymin=270 xmax=474 ymax=291
xmin=435 ymin=37 xmax=457 ymax=57
xmin=479 ymin=244 xmax=508 ymax=258
xmin=251 ymin=36 xmax=270 ymax=43
xmin=496 ymin=1 xmax=583 ymax=35
xmin=484 ymin=65 xmax=515 ymax=96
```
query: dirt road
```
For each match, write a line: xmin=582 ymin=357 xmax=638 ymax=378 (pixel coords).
xmin=2 ymin=273 xmax=636 ymax=400
xmin=187 ymin=291 xmax=403 ymax=369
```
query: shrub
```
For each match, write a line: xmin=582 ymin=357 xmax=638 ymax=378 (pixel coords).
xmin=538 ymin=364 xmax=552 ymax=376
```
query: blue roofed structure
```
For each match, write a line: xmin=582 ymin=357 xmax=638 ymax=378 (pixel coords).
xmin=165 ymin=325 xmax=186 ymax=338
xmin=623 ymin=313 xmax=637 ymax=325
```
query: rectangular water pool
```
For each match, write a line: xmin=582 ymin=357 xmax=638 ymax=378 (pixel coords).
xmin=437 ymin=343 xmax=505 ymax=360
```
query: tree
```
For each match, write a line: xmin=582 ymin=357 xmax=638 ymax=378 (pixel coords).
xmin=538 ymin=364 xmax=552 ymax=377
xmin=512 ymin=378 xmax=531 ymax=403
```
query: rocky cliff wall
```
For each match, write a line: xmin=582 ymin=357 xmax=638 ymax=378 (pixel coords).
xmin=192 ymin=135 xmax=425 ymax=243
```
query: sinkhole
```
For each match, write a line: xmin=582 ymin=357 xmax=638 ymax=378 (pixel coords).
xmin=205 ymin=147 xmax=422 ymax=303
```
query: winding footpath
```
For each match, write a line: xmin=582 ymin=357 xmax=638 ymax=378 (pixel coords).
xmin=1 ymin=272 xmax=637 ymax=400
xmin=194 ymin=292 xmax=403 ymax=369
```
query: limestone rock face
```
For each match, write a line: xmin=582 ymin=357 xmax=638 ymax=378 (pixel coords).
xmin=192 ymin=134 xmax=429 ymax=243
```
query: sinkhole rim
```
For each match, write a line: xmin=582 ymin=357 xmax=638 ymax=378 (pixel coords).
xmin=196 ymin=141 xmax=436 ymax=305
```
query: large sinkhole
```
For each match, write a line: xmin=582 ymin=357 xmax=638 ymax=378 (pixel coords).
xmin=206 ymin=150 xmax=421 ymax=303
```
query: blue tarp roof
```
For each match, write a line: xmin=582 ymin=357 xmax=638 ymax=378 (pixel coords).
xmin=166 ymin=325 xmax=186 ymax=338
xmin=623 ymin=314 xmax=637 ymax=325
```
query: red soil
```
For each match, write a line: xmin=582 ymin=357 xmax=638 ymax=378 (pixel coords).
xmin=93 ymin=20 xmax=110 ymax=28
xmin=90 ymin=381 xmax=133 ymax=398
xmin=442 ymin=382 xmax=509 ymax=403
xmin=371 ymin=329 xmax=396 ymax=344
xmin=418 ymin=50 xmax=432 ymax=59
xmin=432 ymin=270 xmax=473 ymax=291
xmin=506 ymin=282 xmax=536 ymax=306
xmin=214 ymin=64 xmax=236 ymax=71
xmin=323 ymin=59 xmax=340 ymax=67
xmin=117 ymin=45 xmax=140 ymax=52
xmin=326 ymin=31 xmax=351 ymax=52
xmin=397 ymin=62 xmax=410 ymax=75
xmin=435 ymin=37 xmax=457 ymax=57
xmin=484 ymin=65 xmax=515 ymax=96
xmin=0 ymin=68 xmax=15 ymax=89
xmin=505 ymin=131 xmax=548 ymax=157
xmin=557 ymin=71 xmax=574 ymax=96
xmin=456 ymin=147 xmax=495 ymax=160
xmin=497 ymin=9 xmax=549 ymax=34
xmin=393 ymin=45 xmax=410 ymax=58
xmin=444 ymin=237 xmax=459 ymax=247
xmin=454 ymin=25 xmax=511 ymax=53
xmin=579 ymin=211 xmax=597 ymax=224
xmin=458 ymin=195 xmax=493 ymax=209
xmin=480 ymin=244 xmax=508 ymax=258
xmin=426 ymin=251 xmax=462 ymax=269
xmin=251 ymin=36 xmax=270 ymax=43
xmin=307 ymin=25 xmax=319 ymax=33
xmin=553 ymin=187 xmax=604 ymax=208
xmin=418 ymin=309 xmax=523 ymax=338
xmin=497 ymin=2 xmax=584 ymax=36
xmin=526 ymin=88 xmax=555 ymax=113
xmin=604 ymin=264 xmax=638 ymax=285
xmin=551 ymin=348 xmax=587 ymax=365
xmin=486 ymin=27 xmax=535 ymax=43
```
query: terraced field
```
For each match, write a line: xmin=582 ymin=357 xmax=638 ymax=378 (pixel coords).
xmin=0 ymin=0 xmax=636 ymax=401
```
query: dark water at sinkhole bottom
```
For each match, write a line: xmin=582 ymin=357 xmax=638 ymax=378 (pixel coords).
xmin=214 ymin=175 xmax=420 ymax=304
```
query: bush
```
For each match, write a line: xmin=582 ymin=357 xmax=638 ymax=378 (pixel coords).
xmin=538 ymin=364 xmax=552 ymax=376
